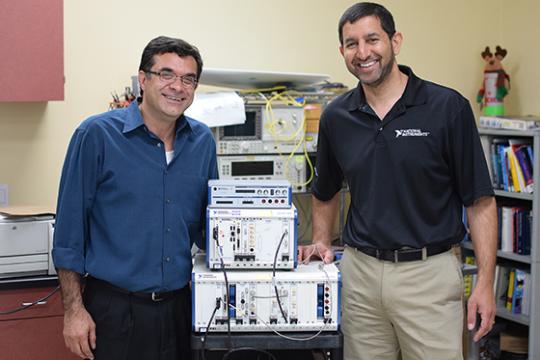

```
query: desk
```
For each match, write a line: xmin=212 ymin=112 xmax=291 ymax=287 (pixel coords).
xmin=191 ymin=331 xmax=343 ymax=360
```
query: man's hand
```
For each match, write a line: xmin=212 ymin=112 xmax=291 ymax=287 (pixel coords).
xmin=63 ymin=305 xmax=96 ymax=359
xmin=467 ymin=284 xmax=496 ymax=342
xmin=298 ymin=242 xmax=334 ymax=264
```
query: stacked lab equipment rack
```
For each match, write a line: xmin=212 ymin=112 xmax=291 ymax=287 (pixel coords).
xmin=192 ymin=179 xmax=340 ymax=335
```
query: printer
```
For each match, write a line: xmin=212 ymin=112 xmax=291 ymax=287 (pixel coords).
xmin=0 ymin=216 xmax=56 ymax=279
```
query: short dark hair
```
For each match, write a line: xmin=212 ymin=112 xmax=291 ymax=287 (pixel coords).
xmin=139 ymin=36 xmax=203 ymax=80
xmin=338 ymin=2 xmax=396 ymax=44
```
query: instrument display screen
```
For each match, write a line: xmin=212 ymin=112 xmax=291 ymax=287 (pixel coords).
xmin=231 ymin=161 xmax=273 ymax=176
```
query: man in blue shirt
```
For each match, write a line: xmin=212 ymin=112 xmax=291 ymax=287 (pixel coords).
xmin=53 ymin=36 xmax=218 ymax=360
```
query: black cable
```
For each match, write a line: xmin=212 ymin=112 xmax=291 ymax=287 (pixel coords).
xmin=0 ymin=285 xmax=61 ymax=315
xmin=221 ymin=257 xmax=232 ymax=350
xmin=211 ymin=227 xmax=284 ymax=360
xmin=213 ymin=225 xmax=232 ymax=350
xmin=272 ymin=229 xmax=289 ymax=323
xmin=222 ymin=347 xmax=278 ymax=360
xmin=201 ymin=298 xmax=222 ymax=360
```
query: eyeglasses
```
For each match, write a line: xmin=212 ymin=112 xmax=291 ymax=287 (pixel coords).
xmin=146 ymin=70 xmax=198 ymax=88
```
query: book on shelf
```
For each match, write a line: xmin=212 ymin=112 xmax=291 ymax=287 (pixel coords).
xmin=495 ymin=265 xmax=511 ymax=308
xmin=496 ymin=207 xmax=502 ymax=249
xmin=463 ymin=256 xmax=476 ymax=297
xmin=511 ymin=269 xmax=526 ymax=314
xmin=491 ymin=138 xmax=508 ymax=189
xmin=526 ymin=145 xmax=534 ymax=164
xmin=516 ymin=210 xmax=531 ymax=255
xmin=506 ymin=269 xmax=515 ymax=311
xmin=521 ymin=272 xmax=531 ymax=316
xmin=501 ymin=206 xmax=514 ymax=252
xmin=495 ymin=265 xmax=531 ymax=315
xmin=498 ymin=206 xmax=531 ymax=255
xmin=480 ymin=115 xmax=540 ymax=131
xmin=509 ymin=139 xmax=534 ymax=193
xmin=514 ymin=145 xmax=534 ymax=192
xmin=487 ymin=138 xmax=534 ymax=193
xmin=506 ymin=147 xmax=524 ymax=192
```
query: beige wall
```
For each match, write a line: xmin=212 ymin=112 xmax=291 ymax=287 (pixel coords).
xmin=0 ymin=0 xmax=537 ymax=208
xmin=499 ymin=0 xmax=540 ymax=115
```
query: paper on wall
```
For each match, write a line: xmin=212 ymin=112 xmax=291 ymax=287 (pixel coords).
xmin=184 ymin=92 xmax=245 ymax=128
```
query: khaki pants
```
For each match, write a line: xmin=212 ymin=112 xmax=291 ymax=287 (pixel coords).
xmin=341 ymin=246 xmax=464 ymax=360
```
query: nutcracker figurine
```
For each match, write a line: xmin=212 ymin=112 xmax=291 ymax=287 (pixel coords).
xmin=477 ymin=46 xmax=510 ymax=116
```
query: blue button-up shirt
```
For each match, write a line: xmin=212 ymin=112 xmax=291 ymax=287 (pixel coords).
xmin=52 ymin=101 xmax=218 ymax=292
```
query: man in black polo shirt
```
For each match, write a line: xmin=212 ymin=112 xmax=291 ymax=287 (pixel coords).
xmin=298 ymin=2 xmax=497 ymax=359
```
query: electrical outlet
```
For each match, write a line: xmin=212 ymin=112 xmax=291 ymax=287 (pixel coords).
xmin=0 ymin=184 xmax=7 ymax=206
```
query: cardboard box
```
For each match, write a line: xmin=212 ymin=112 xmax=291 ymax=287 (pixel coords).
xmin=500 ymin=331 xmax=528 ymax=354
xmin=304 ymin=104 xmax=322 ymax=120
xmin=306 ymin=119 xmax=320 ymax=133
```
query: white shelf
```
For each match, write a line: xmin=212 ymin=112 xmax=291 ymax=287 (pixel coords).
xmin=496 ymin=251 xmax=532 ymax=264
xmin=496 ymin=307 xmax=529 ymax=326
xmin=479 ymin=128 xmax=539 ymax=137
xmin=461 ymin=241 xmax=531 ymax=264
xmin=493 ymin=189 xmax=534 ymax=201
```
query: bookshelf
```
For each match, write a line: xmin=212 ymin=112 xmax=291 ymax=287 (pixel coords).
xmin=463 ymin=128 xmax=540 ymax=358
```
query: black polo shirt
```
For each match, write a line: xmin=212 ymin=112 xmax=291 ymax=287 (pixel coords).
xmin=312 ymin=65 xmax=494 ymax=250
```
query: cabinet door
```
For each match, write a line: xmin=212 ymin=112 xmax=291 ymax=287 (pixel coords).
xmin=0 ymin=0 xmax=64 ymax=101
xmin=0 ymin=285 xmax=63 ymax=321
xmin=0 ymin=316 xmax=79 ymax=360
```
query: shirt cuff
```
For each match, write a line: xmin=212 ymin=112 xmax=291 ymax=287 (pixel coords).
xmin=51 ymin=247 xmax=85 ymax=274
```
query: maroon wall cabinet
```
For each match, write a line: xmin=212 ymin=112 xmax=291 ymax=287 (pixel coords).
xmin=0 ymin=285 xmax=78 ymax=360
xmin=0 ymin=0 xmax=64 ymax=101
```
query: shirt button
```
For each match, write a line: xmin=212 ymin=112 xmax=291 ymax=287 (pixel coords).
xmin=378 ymin=127 xmax=383 ymax=131
xmin=157 ymin=143 xmax=162 ymax=147
xmin=166 ymin=228 xmax=171 ymax=233
xmin=166 ymin=199 xmax=171 ymax=204
xmin=165 ymin=257 xmax=170 ymax=262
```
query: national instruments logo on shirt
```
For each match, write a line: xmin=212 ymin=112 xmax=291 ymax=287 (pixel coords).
xmin=394 ymin=129 xmax=430 ymax=138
